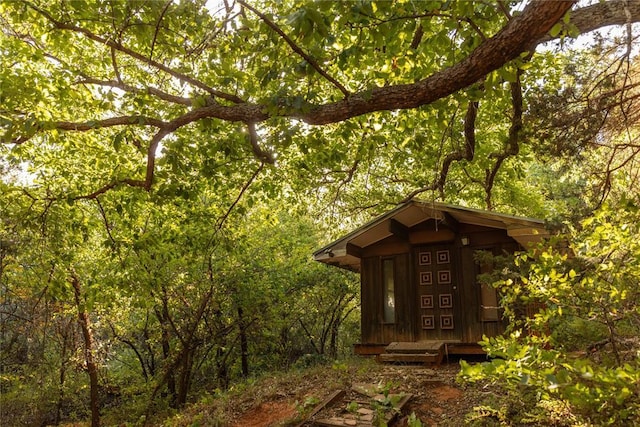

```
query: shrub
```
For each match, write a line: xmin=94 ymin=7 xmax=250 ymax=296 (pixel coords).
xmin=460 ymin=203 xmax=640 ymax=425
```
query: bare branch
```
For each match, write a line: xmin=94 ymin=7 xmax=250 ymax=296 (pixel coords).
xmin=72 ymin=179 xmax=147 ymax=200
xmin=247 ymin=122 xmax=275 ymax=164
xmin=410 ymin=23 xmax=424 ymax=49
xmin=214 ymin=162 xmax=265 ymax=233
xmin=461 ymin=17 xmax=488 ymax=41
xmin=237 ymin=0 xmax=350 ymax=98
xmin=111 ymin=46 xmax=122 ymax=84
xmin=496 ymin=1 xmax=513 ymax=19
xmin=615 ymin=1 xmax=636 ymax=141
xmin=77 ymin=78 xmax=192 ymax=106
xmin=95 ymin=198 xmax=117 ymax=248
xmin=5 ymin=115 xmax=167 ymax=145
xmin=329 ymin=157 xmax=361 ymax=207
xmin=484 ymin=69 xmax=523 ymax=210
xmin=150 ymin=1 xmax=172 ymax=61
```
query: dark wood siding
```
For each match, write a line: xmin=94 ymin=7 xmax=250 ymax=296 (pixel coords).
xmin=393 ymin=252 xmax=414 ymax=342
xmin=360 ymin=256 xmax=379 ymax=343
xmin=359 ymin=222 xmax=523 ymax=345
xmin=459 ymin=234 xmax=519 ymax=342
xmin=459 ymin=246 xmax=484 ymax=342
xmin=360 ymin=251 xmax=413 ymax=344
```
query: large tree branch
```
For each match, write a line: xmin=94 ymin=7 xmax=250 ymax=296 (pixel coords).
xmin=296 ymin=1 xmax=573 ymax=125
xmin=53 ymin=116 xmax=166 ymax=131
xmin=19 ymin=1 xmax=618 ymax=132
xmin=17 ymin=1 xmax=640 ymax=131
xmin=143 ymin=129 xmax=170 ymax=190
xmin=538 ymin=0 xmax=640 ymax=44
xmin=36 ymin=1 xmax=570 ymax=133
xmin=7 ymin=105 xmax=270 ymax=193
xmin=5 ymin=103 xmax=266 ymax=146
xmin=6 ymin=116 xmax=167 ymax=145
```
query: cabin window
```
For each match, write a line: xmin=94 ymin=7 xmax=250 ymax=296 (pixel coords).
xmin=477 ymin=251 xmax=500 ymax=321
xmin=382 ymin=258 xmax=396 ymax=323
xmin=480 ymin=283 xmax=499 ymax=321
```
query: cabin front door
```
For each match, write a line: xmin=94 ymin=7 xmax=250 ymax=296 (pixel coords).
xmin=415 ymin=244 xmax=462 ymax=341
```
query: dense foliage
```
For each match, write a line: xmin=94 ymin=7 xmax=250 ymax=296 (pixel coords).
xmin=461 ymin=204 xmax=640 ymax=425
xmin=0 ymin=186 xmax=359 ymax=424
xmin=2 ymin=0 xmax=640 ymax=425
xmin=3 ymin=0 xmax=628 ymax=213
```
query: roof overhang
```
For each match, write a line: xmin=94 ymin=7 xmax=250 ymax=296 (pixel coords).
xmin=313 ymin=200 xmax=550 ymax=272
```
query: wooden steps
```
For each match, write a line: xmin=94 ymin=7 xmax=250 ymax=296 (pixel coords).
xmin=379 ymin=341 xmax=445 ymax=365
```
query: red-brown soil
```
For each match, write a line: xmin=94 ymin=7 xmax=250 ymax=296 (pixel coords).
xmin=164 ymin=357 xmax=489 ymax=426
xmin=231 ymin=401 xmax=298 ymax=427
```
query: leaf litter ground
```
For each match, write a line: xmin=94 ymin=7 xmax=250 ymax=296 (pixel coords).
xmin=169 ymin=355 xmax=490 ymax=427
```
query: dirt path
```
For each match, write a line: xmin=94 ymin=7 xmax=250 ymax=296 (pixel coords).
xmin=228 ymin=361 xmax=484 ymax=426
xmin=231 ymin=401 xmax=298 ymax=427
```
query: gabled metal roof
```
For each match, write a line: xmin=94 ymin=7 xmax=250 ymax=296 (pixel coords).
xmin=313 ymin=200 xmax=550 ymax=271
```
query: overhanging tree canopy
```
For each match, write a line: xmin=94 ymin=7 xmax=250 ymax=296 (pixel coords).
xmin=1 ymin=0 xmax=639 ymax=208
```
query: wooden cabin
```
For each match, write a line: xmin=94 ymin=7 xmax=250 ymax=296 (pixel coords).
xmin=313 ymin=200 xmax=550 ymax=357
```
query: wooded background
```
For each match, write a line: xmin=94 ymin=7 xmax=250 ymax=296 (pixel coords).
xmin=1 ymin=1 xmax=640 ymax=425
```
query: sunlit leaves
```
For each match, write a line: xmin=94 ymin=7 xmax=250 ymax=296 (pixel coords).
xmin=462 ymin=203 xmax=640 ymax=424
xmin=0 ymin=0 xmax=587 ymax=216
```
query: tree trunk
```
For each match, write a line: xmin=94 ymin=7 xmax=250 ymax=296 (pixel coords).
xmin=328 ymin=318 xmax=339 ymax=360
xmin=216 ymin=345 xmax=230 ymax=390
xmin=147 ymin=282 xmax=216 ymax=412
xmin=70 ymin=274 xmax=100 ymax=427
xmin=214 ymin=311 xmax=230 ymax=390
xmin=55 ymin=319 xmax=72 ymax=425
xmin=237 ymin=306 xmax=249 ymax=378
xmin=154 ymin=293 xmax=177 ymax=405
xmin=143 ymin=310 xmax=156 ymax=377
xmin=176 ymin=346 xmax=193 ymax=407
xmin=55 ymin=353 xmax=67 ymax=425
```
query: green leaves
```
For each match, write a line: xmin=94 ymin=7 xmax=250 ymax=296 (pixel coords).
xmin=0 ymin=0 xmax=597 ymax=213
xmin=286 ymin=5 xmax=329 ymax=39
xmin=549 ymin=22 xmax=564 ymax=38
xmin=462 ymin=203 xmax=640 ymax=424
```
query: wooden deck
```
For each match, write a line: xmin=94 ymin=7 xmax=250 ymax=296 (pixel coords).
xmin=355 ymin=341 xmax=485 ymax=358
xmin=378 ymin=341 xmax=445 ymax=366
